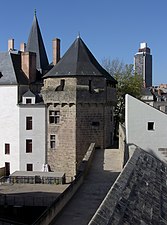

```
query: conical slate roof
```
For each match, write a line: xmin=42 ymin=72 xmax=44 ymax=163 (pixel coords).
xmin=26 ymin=13 xmax=49 ymax=72
xmin=44 ymin=37 xmax=117 ymax=83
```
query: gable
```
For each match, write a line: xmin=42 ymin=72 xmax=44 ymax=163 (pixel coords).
xmin=125 ymin=94 xmax=167 ymax=157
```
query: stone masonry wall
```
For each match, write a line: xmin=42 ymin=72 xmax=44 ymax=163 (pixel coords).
xmin=76 ymin=103 xmax=104 ymax=165
xmin=41 ymin=76 xmax=116 ymax=178
xmin=76 ymin=76 xmax=106 ymax=104
xmin=104 ymin=105 xmax=115 ymax=148
xmin=76 ymin=76 xmax=116 ymax=165
xmin=47 ymin=103 xmax=76 ymax=179
xmin=41 ymin=77 xmax=77 ymax=179
xmin=42 ymin=77 xmax=76 ymax=103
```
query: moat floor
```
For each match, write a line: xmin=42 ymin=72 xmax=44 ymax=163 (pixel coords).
xmin=52 ymin=148 xmax=122 ymax=225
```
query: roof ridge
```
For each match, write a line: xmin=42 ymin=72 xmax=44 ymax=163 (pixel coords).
xmin=43 ymin=37 xmax=116 ymax=83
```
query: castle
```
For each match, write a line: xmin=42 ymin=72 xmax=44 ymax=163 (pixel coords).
xmin=0 ymin=13 xmax=117 ymax=179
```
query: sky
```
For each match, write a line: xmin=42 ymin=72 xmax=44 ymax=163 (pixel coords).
xmin=0 ymin=0 xmax=167 ymax=85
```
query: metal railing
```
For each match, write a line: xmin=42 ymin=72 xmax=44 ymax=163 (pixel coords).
xmin=0 ymin=194 xmax=54 ymax=207
xmin=0 ymin=176 xmax=10 ymax=184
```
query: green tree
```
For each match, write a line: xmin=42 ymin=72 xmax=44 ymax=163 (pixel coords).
xmin=102 ymin=58 xmax=143 ymax=136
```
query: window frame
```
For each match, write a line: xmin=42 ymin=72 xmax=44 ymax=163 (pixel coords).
xmin=26 ymin=139 xmax=32 ymax=153
xmin=49 ymin=110 xmax=60 ymax=124
xmin=5 ymin=143 xmax=10 ymax=155
xmin=26 ymin=116 xmax=32 ymax=130
xmin=27 ymin=164 xmax=33 ymax=171
xmin=147 ymin=122 xmax=155 ymax=131
xmin=26 ymin=98 xmax=32 ymax=104
xmin=50 ymin=135 xmax=56 ymax=149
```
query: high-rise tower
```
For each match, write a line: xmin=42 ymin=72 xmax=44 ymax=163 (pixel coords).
xmin=134 ymin=43 xmax=152 ymax=87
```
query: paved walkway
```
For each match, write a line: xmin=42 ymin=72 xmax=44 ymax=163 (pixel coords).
xmin=52 ymin=148 xmax=122 ymax=225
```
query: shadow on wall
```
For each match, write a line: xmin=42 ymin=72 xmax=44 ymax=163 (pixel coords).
xmin=147 ymin=148 xmax=167 ymax=163
xmin=124 ymin=143 xmax=167 ymax=167
xmin=123 ymin=143 xmax=139 ymax=167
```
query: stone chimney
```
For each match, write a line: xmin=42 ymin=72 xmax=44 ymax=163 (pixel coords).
xmin=21 ymin=52 xmax=36 ymax=83
xmin=8 ymin=39 xmax=14 ymax=51
xmin=20 ymin=43 xmax=26 ymax=52
xmin=53 ymin=38 xmax=60 ymax=65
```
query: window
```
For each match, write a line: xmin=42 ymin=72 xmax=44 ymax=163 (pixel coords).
xmin=91 ymin=122 xmax=100 ymax=126
xmin=27 ymin=164 xmax=33 ymax=171
xmin=49 ymin=111 xmax=60 ymax=124
xmin=147 ymin=122 xmax=154 ymax=131
xmin=26 ymin=117 xmax=32 ymax=130
xmin=26 ymin=139 xmax=32 ymax=153
xmin=89 ymin=80 xmax=92 ymax=93
xmin=26 ymin=98 xmax=32 ymax=104
xmin=55 ymin=79 xmax=65 ymax=91
xmin=5 ymin=143 xmax=10 ymax=154
xmin=5 ymin=162 xmax=10 ymax=176
xmin=50 ymin=135 xmax=56 ymax=149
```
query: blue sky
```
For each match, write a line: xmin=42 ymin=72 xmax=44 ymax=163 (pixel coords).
xmin=0 ymin=0 xmax=166 ymax=85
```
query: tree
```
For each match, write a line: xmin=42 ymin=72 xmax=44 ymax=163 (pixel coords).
xmin=102 ymin=58 xmax=143 ymax=136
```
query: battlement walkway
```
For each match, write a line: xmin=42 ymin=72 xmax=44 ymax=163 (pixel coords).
xmin=52 ymin=148 xmax=122 ymax=225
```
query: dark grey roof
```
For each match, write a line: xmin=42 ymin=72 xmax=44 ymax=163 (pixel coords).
xmin=89 ymin=148 xmax=167 ymax=225
xmin=43 ymin=37 xmax=117 ymax=83
xmin=22 ymin=90 xmax=35 ymax=97
xmin=26 ymin=14 xmax=49 ymax=72
xmin=0 ymin=52 xmax=28 ymax=85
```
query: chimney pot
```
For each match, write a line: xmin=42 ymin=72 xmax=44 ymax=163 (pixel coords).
xmin=53 ymin=38 xmax=60 ymax=65
xmin=20 ymin=43 xmax=26 ymax=52
xmin=8 ymin=39 xmax=14 ymax=51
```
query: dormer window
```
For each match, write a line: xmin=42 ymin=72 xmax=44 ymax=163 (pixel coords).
xmin=22 ymin=90 xmax=36 ymax=104
xmin=26 ymin=98 xmax=32 ymax=104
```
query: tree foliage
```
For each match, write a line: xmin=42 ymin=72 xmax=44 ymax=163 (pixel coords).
xmin=102 ymin=58 xmax=143 ymax=134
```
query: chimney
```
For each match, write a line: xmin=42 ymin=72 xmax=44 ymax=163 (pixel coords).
xmin=20 ymin=43 xmax=26 ymax=52
xmin=21 ymin=52 xmax=36 ymax=83
xmin=53 ymin=38 xmax=60 ymax=65
xmin=8 ymin=39 xmax=14 ymax=51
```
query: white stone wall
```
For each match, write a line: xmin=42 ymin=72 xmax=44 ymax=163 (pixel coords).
xmin=19 ymin=105 xmax=46 ymax=171
xmin=0 ymin=85 xmax=20 ymax=173
xmin=125 ymin=94 xmax=167 ymax=156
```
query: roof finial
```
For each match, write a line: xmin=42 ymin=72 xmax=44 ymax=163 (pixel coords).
xmin=34 ymin=9 xmax=37 ymax=16
xmin=77 ymin=32 xmax=80 ymax=38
